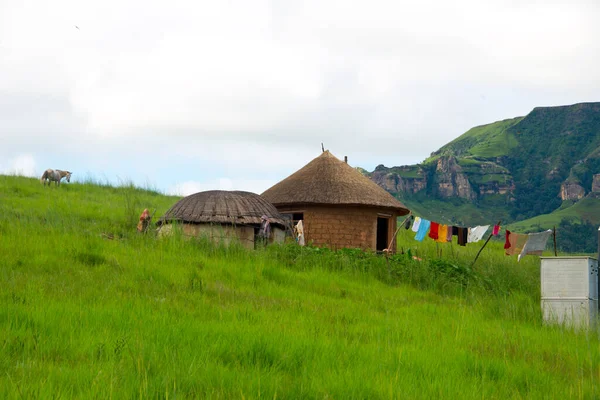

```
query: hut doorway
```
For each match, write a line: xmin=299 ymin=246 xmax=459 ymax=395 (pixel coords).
xmin=376 ymin=217 xmax=389 ymax=251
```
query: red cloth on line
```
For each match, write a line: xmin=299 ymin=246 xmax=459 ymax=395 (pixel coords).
xmin=428 ymin=222 xmax=439 ymax=240
xmin=504 ymin=230 xmax=511 ymax=249
xmin=492 ymin=225 xmax=500 ymax=236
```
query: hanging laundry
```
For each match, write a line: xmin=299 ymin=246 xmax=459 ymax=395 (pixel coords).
xmin=504 ymin=230 xmax=512 ymax=249
xmin=295 ymin=220 xmax=305 ymax=246
xmin=468 ymin=225 xmax=489 ymax=243
xmin=429 ymin=222 xmax=440 ymax=240
xmin=446 ymin=226 xmax=453 ymax=242
xmin=492 ymin=225 xmax=500 ymax=236
xmin=505 ymin=231 xmax=528 ymax=256
xmin=404 ymin=215 xmax=414 ymax=230
xmin=436 ymin=224 xmax=448 ymax=243
xmin=411 ymin=217 xmax=422 ymax=233
xmin=518 ymin=230 xmax=553 ymax=261
xmin=457 ymin=227 xmax=468 ymax=246
xmin=414 ymin=219 xmax=431 ymax=242
xmin=452 ymin=226 xmax=459 ymax=236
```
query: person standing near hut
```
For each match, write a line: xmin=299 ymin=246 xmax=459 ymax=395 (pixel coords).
xmin=256 ymin=215 xmax=272 ymax=246
xmin=137 ymin=208 xmax=152 ymax=233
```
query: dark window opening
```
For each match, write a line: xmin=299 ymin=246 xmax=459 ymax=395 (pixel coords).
xmin=281 ymin=212 xmax=304 ymax=238
xmin=376 ymin=217 xmax=389 ymax=251
xmin=281 ymin=212 xmax=304 ymax=224
xmin=292 ymin=213 xmax=304 ymax=222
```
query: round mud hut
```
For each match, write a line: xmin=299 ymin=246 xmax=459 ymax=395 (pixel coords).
xmin=261 ymin=151 xmax=410 ymax=252
xmin=156 ymin=190 xmax=287 ymax=249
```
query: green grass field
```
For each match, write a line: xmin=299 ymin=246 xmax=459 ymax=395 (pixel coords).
xmin=1 ymin=175 xmax=599 ymax=398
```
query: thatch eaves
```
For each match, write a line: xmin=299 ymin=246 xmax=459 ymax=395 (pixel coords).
xmin=157 ymin=190 xmax=287 ymax=228
xmin=261 ymin=151 xmax=410 ymax=214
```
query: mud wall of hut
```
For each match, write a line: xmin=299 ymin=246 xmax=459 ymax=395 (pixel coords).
xmin=158 ymin=223 xmax=256 ymax=249
xmin=158 ymin=223 xmax=286 ymax=249
xmin=279 ymin=205 xmax=398 ymax=251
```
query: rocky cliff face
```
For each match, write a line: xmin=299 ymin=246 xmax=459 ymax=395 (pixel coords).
xmin=560 ymin=182 xmax=586 ymax=200
xmin=366 ymin=156 xmax=514 ymax=202
xmin=434 ymin=157 xmax=476 ymax=200
xmin=369 ymin=165 xmax=427 ymax=194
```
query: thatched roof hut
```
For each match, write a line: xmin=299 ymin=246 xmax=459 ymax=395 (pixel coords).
xmin=157 ymin=190 xmax=287 ymax=248
xmin=262 ymin=151 xmax=410 ymax=251
xmin=262 ymin=151 xmax=409 ymax=213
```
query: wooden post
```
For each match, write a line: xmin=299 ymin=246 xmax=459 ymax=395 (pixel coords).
xmin=553 ymin=226 xmax=557 ymax=256
xmin=386 ymin=213 xmax=412 ymax=254
xmin=471 ymin=221 xmax=501 ymax=267
xmin=597 ymin=227 xmax=600 ymax=261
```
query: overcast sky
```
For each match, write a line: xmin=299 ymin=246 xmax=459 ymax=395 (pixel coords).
xmin=2 ymin=0 xmax=599 ymax=195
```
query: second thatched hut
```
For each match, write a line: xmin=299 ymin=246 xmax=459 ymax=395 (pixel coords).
xmin=156 ymin=190 xmax=287 ymax=249
xmin=261 ymin=151 xmax=410 ymax=252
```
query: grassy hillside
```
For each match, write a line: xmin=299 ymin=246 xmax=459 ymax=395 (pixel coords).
xmin=508 ymin=196 xmax=600 ymax=232
xmin=427 ymin=117 xmax=523 ymax=161
xmin=1 ymin=175 xmax=599 ymax=398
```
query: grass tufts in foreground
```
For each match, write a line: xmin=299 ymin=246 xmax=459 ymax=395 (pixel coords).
xmin=0 ymin=175 xmax=599 ymax=398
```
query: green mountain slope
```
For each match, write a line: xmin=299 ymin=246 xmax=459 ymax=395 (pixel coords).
xmin=508 ymin=195 xmax=600 ymax=232
xmin=427 ymin=117 xmax=523 ymax=160
xmin=366 ymin=102 xmax=600 ymax=251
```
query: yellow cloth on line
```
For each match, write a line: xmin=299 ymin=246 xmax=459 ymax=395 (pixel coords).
xmin=436 ymin=224 xmax=448 ymax=243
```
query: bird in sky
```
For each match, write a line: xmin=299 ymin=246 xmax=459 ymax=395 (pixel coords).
xmin=75 ymin=25 xmax=80 ymax=30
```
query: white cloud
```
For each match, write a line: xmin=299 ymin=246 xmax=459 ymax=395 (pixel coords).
xmin=1 ymin=153 xmax=37 ymax=177
xmin=1 ymin=0 xmax=599 ymax=192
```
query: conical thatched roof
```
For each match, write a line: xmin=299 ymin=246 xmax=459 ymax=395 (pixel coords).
xmin=157 ymin=190 xmax=287 ymax=228
xmin=262 ymin=151 xmax=410 ymax=214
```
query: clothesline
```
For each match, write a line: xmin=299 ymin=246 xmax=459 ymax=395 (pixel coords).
xmin=407 ymin=215 xmax=495 ymax=246
xmin=405 ymin=214 xmax=554 ymax=262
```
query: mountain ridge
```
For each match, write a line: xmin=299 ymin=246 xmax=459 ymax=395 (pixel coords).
xmin=364 ymin=102 xmax=600 ymax=251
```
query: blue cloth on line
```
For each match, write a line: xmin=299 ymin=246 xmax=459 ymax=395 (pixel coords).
xmin=414 ymin=219 xmax=431 ymax=242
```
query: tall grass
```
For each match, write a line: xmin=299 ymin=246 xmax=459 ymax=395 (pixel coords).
xmin=1 ymin=175 xmax=599 ymax=398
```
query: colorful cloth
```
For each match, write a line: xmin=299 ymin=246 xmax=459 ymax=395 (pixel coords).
xmin=468 ymin=225 xmax=489 ymax=243
xmin=457 ymin=227 xmax=468 ymax=246
xmin=446 ymin=226 xmax=453 ymax=242
xmin=436 ymin=224 xmax=448 ymax=243
xmin=429 ymin=222 xmax=440 ymax=240
xmin=504 ymin=230 xmax=512 ymax=249
xmin=518 ymin=230 xmax=553 ymax=261
xmin=411 ymin=217 xmax=422 ymax=233
xmin=415 ymin=219 xmax=431 ymax=242
xmin=505 ymin=231 xmax=529 ymax=256
xmin=492 ymin=225 xmax=500 ymax=236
